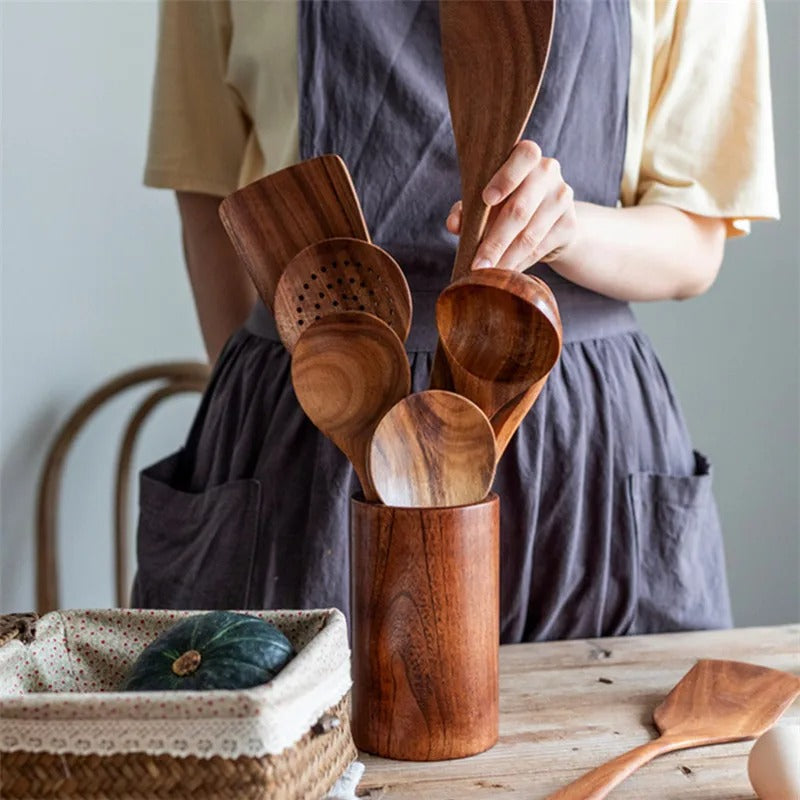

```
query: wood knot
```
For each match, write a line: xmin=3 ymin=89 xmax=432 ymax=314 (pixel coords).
xmin=172 ymin=650 xmax=202 ymax=676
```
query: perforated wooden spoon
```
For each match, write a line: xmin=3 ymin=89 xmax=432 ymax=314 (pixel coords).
xmin=546 ymin=659 xmax=800 ymax=800
xmin=219 ymin=155 xmax=370 ymax=310
xmin=368 ymin=390 xmax=496 ymax=508
xmin=436 ymin=269 xmax=561 ymax=434
xmin=291 ymin=311 xmax=411 ymax=502
xmin=273 ymin=238 xmax=412 ymax=353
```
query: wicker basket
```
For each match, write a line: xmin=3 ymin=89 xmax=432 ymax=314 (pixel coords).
xmin=0 ymin=609 xmax=358 ymax=799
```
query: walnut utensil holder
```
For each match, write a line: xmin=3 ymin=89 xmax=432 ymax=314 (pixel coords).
xmin=350 ymin=494 xmax=500 ymax=760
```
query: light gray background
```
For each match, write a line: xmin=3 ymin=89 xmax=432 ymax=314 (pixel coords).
xmin=2 ymin=1 xmax=798 ymax=625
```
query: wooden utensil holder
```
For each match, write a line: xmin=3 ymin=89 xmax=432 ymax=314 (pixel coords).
xmin=350 ymin=494 xmax=499 ymax=760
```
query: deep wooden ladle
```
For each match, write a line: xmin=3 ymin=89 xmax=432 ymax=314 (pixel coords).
xmin=436 ymin=269 xmax=562 ymax=452
xmin=291 ymin=311 xmax=411 ymax=502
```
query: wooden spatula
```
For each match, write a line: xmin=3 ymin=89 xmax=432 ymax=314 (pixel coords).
xmin=218 ymin=154 xmax=370 ymax=310
xmin=291 ymin=311 xmax=411 ymax=503
xmin=546 ymin=659 xmax=800 ymax=800
xmin=368 ymin=390 xmax=496 ymax=508
xmin=273 ymin=238 xmax=412 ymax=353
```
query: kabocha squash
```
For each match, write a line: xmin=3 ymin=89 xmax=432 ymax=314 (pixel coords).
xmin=120 ymin=611 xmax=295 ymax=692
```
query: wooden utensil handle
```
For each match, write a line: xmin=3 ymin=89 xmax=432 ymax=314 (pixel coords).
xmin=451 ymin=199 xmax=490 ymax=282
xmin=545 ymin=739 xmax=674 ymax=800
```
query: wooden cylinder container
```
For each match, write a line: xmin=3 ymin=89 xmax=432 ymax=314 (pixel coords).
xmin=350 ymin=494 xmax=500 ymax=760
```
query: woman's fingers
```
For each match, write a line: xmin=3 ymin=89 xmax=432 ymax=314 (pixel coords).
xmin=446 ymin=201 xmax=462 ymax=234
xmin=494 ymin=182 xmax=575 ymax=271
xmin=472 ymin=167 xmax=551 ymax=269
xmin=482 ymin=140 xmax=542 ymax=205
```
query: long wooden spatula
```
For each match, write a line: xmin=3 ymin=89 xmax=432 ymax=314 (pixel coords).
xmin=546 ymin=659 xmax=800 ymax=800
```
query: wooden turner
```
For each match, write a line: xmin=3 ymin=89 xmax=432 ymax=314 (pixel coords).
xmin=546 ymin=659 xmax=800 ymax=800
xmin=218 ymin=154 xmax=370 ymax=310
xmin=273 ymin=238 xmax=412 ymax=353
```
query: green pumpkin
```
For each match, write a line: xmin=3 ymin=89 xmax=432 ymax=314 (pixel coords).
xmin=120 ymin=611 xmax=295 ymax=692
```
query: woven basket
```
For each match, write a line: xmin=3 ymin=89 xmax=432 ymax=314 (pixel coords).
xmin=0 ymin=610 xmax=358 ymax=800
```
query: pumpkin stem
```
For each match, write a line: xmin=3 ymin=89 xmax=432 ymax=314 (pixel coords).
xmin=172 ymin=649 xmax=202 ymax=677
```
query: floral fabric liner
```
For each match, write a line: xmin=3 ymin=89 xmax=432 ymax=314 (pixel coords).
xmin=0 ymin=607 xmax=352 ymax=759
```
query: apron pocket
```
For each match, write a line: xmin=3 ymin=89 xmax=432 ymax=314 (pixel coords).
xmin=628 ymin=451 xmax=732 ymax=634
xmin=131 ymin=451 xmax=261 ymax=610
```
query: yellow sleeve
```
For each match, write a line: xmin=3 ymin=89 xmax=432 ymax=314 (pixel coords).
xmin=629 ymin=0 xmax=779 ymax=237
xmin=144 ymin=0 xmax=250 ymax=197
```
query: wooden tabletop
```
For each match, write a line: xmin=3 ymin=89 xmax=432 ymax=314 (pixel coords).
xmin=358 ymin=625 xmax=800 ymax=799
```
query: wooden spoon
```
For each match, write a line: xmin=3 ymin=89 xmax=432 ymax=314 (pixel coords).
xmin=368 ymin=390 xmax=496 ymax=508
xmin=436 ymin=269 xmax=562 ymax=430
xmin=218 ymin=154 xmax=370 ymax=310
xmin=546 ymin=659 xmax=800 ymax=800
xmin=273 ymin=238 xmax=412 ymax=353
xmin=440 ymin=0 xmax=555 ymax=282
xmin=291 ymin=311 xmax=410 ymax=502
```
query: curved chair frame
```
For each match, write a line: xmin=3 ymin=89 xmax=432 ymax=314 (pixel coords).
xmin=36 ymin=362 xmax=210 ymax=613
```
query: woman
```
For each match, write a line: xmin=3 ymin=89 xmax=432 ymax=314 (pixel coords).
xmin=133 ymin=0 xmax=778 ymax=642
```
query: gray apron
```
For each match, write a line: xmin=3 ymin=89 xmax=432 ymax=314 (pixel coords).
xmin=132 ymin=0 xmax=733 ymax=641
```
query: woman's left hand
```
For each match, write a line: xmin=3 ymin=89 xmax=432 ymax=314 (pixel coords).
xmin=446 ymin=139 xmax=579 ymax=272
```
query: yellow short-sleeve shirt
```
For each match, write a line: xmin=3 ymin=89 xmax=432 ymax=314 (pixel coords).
xmin=144 ymin=0 xmax=780 ymax=237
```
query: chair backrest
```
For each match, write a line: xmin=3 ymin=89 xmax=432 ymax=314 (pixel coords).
xmin=36 ymin=362 xmax=210 ymax=613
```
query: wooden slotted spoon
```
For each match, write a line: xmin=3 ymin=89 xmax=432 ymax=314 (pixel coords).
xmin=368 ymin=390 xmax=496 ymax=508
xmin=546 ymin=659 xmax=800 ymax=800
xmin=218 ymin=154 xmax=370 ymax=310
xmin=273 ymin=238 xmax=412 ymax=353
xmin=436 ymin=269 xmax=562 ymax=436
xmin=291 ymin=311 xmax=410 ymax=503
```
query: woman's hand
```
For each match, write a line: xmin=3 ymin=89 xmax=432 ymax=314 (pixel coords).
xmin=446 ymin=139 xmax=578 ymax=272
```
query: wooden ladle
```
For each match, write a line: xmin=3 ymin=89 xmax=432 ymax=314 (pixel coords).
xmin=273 ymin=238 xmax=412 ymax=353
xmin=291 ymin=311 xmax=411 ymax=502
xmin=219 ymin=154 xmax=370 ymax=310
xmin=546 ymin=659 xmax=800 ymax=800
xmin=436 ymin=269 xmax=562 ymax=436
xmin=368 ymin=390 xmax=496 ymax=508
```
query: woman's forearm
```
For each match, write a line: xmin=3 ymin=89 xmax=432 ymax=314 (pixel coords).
xmin=549 ymin=202 xmax=727 ymax=302
xmin=177 ymin=191 xmax=257 ymax=363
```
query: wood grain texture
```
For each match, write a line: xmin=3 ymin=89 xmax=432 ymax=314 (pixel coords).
xmin=359 ymin=625 xmax=800 ymax=798
xmin=350 ymin=494 xmax=500 ymax=761
xmin=440 ymin=0 xmax=555 ymax=282
xmin=436 ymin=269 xmax=562 ymax=422
xmin=545 ymin=659 xmax=800 ymax=800
xmin=218 ymin=155 xmax=370 ymax=310
xmin=368 ymin=390 xmax=496 ymax=508
xmin=291 ymin=312 xmax=410 ymax=502
xmin=273 ymin=238 xmax=412 ymax=353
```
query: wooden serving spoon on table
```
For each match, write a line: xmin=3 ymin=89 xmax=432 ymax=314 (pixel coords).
xmin=273 ymin=238 xmax=412 ymax=353
xmin=368 ymin=390 xmax=496 ymax=508
xmin=436 ymin=268 xmax=562 ymax=457
xmin=218 ymin=154 xmax=370 ymax=310
xmin=290 ymin=311 xmax=410 ymax=503
xmin=430 ymin=0 xmax=556 ymax=390
xmin=546 ymin=659 xmax=800 ymax=800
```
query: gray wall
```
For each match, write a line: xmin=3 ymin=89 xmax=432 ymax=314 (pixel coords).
xmin=1 ymin=1 xmax=798 ymax=623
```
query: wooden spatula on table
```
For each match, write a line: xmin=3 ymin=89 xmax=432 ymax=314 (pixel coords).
xmin=546 ymin=659 xmax=800 ymax=800
xmin=219 ymin=155 xmax=370 ymax=310
xmin=431 ymin=0 xmax=555 ymax=390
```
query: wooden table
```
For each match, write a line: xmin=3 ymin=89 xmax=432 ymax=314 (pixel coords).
xmin=358 ymin=625 xmax=800 ymax=798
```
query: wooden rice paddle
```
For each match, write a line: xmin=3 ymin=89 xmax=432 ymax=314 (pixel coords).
xmin=368 ymin=390 xmax=496 ymax=508
xmin=219 ymin=155 xmax=370 ymax=310
xmin=291 ymin=312 xmax=410 ymax=503
xmin=436 ymin=269 xmax=561 ymax=457
xmin=546 ymin=659 xmax=800 ymax=800
xmin=273 ymin=238 xmax=412 ymax=353
xmin=431 ymin=0 xmax=555 ymax=390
